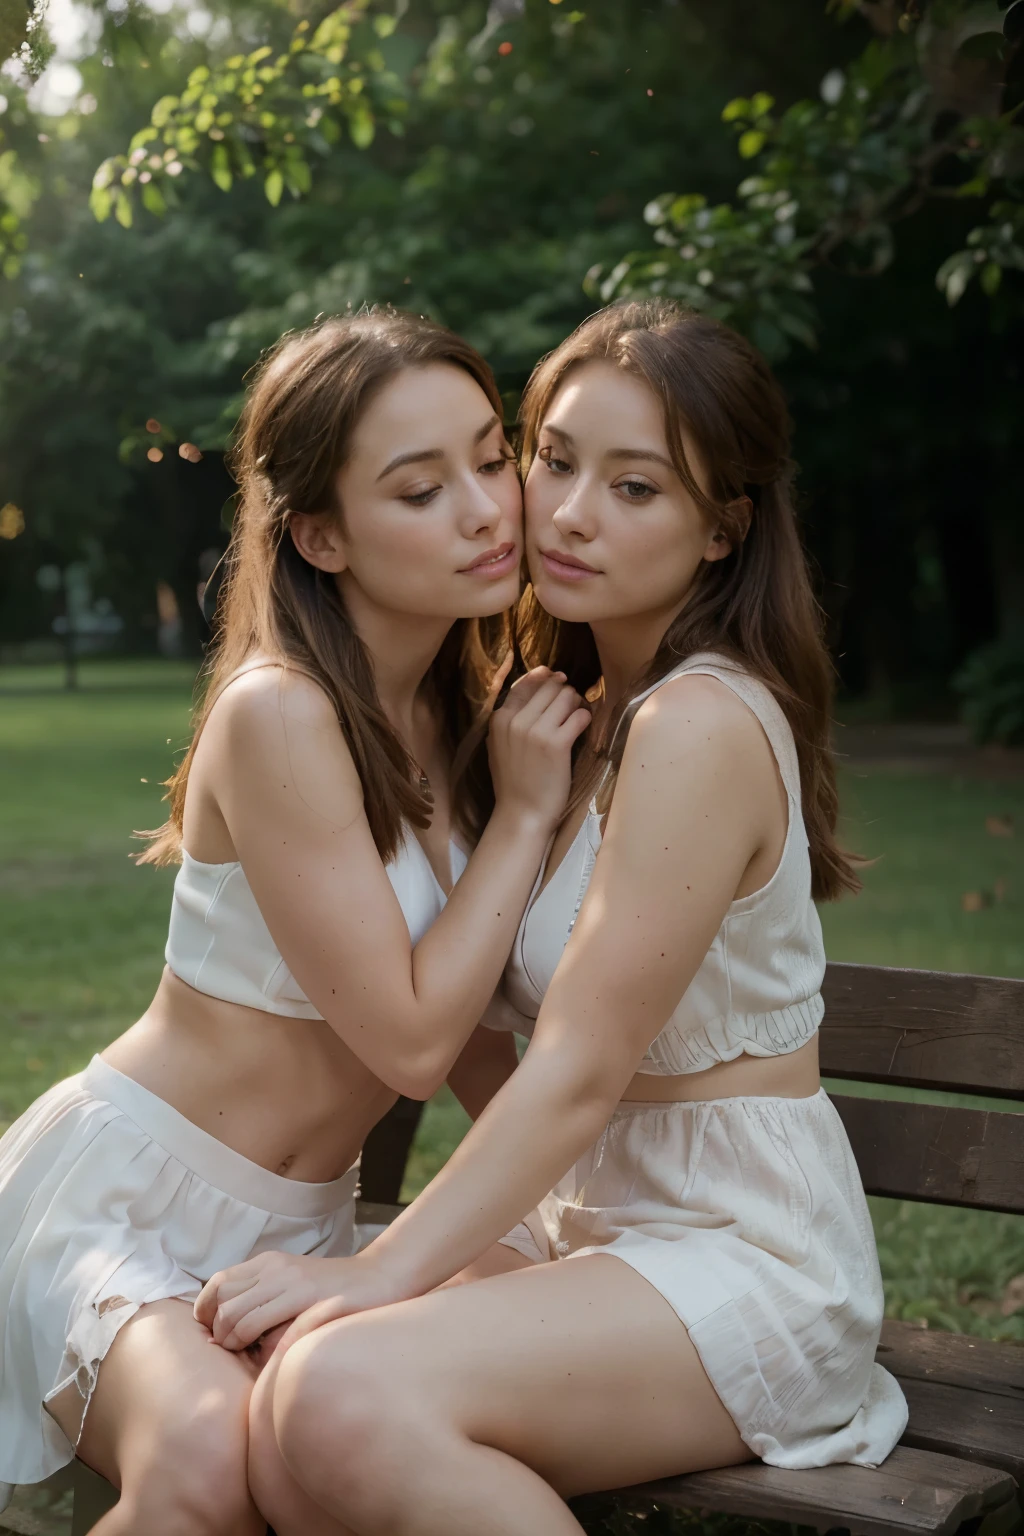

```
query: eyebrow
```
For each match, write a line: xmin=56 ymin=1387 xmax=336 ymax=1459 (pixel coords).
xmin=543 ymin=424 xmax=676 ymax=475
xmin=376 ymin=414 xmax=501 ymax=481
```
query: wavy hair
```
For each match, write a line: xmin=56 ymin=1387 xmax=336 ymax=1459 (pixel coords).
xmin=515 ymin=299 xmax=859 ymax=901
xmin=139 ymin=309 xmax=507 ymax=867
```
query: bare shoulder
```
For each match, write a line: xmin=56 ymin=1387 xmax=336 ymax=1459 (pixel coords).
xmin=206 ymin=663 xmax=361 ymax=797
xmin=625 ymin=671 xmax=767 ymax=767
xmin=212 ymin=663 xmax=338 ymax=735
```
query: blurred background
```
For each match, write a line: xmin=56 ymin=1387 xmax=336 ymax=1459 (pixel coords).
xmin=0 ymin=2 xmax=1023 ymax=1523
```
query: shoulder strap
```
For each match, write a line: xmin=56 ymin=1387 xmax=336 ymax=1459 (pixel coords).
xmin=610 ymin=651 xmax=803 ymax=805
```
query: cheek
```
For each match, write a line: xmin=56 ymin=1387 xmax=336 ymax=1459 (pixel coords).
xmin=495 ymin=470 xmax=524 ymax=527
xmin=524 ymin=471 xmax=559 ymax=536
xmin=607 ymin=508 xmax=704 ymax=599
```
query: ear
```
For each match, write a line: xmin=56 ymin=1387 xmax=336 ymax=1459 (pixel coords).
xmin=288 ymin=510 xmax=349 ymax=574
xmin=702 ymin=495 xmax=752 ymax=564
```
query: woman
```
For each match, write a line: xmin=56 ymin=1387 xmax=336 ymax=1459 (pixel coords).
xmin=201 ymin=300 xmax=909 ymax=1536
xmin=0 ymin=308 xmax=589 ymax=1534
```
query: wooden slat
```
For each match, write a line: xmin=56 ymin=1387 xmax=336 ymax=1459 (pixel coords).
xmin=879 ymin=1319 xmax=1024 ymax=1399
xmin=831 ymin=1094 xmax=1024 ymax=1213
xmin=878 ymin=1321 xmax=1024 ymax=1487
xmin=898 ymin=1375 xmax=1024 ymax=1486
xmin=820 ymin=963 xmax=1024 ymax=1101
xmin=582 ymin=1446 xmax=1017 ymax=1536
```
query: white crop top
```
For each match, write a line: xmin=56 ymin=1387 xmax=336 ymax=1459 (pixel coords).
xmin=484 ymin=652 xmax=826 ymax=1075
xmin=166 ymin=832 xmax=468 ymax=1020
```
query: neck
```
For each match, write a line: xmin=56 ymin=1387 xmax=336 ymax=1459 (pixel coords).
xmin=589 ymin=587 xmax=694 ymax=714
xmin=336 ymin=573 xmax=453 ymax=738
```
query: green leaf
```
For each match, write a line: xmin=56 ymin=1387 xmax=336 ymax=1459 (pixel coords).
xmin=349 ymin=105 xmax=375 ymax=149
xmin=114 ymin=191 xmax=133 ymax=229
xmin=89 ymin=185 xmax=112 ymax=222
xmin=980 ymin=261 xmax=1002 ymax=297
xmin=721 ymin=97 xmax=749 ymax=123
xmin=373 ymin=14 xmax=398 ymax=37
xmin=211 ymin=143 xmax=232 ymax=193
xmin=264 ymin=168 xmax=284 ymax=206
xmin=150 ymin=95 xmax=179 ymax=129
xmin=738 ymin=129 xmax=766 ymax=159
xmin=749 ymin=91 xmax=775 ymax=118
xmin=140 ymin=181 xmax=167 ymax=216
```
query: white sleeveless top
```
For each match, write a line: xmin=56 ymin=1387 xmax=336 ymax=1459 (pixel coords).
xmin=487 ymin=653 xmax=826 ymax=1075
xmin=166 ymin=833 xmax=468 ymax=1021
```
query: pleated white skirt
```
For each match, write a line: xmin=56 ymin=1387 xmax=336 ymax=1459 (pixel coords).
xmin=0 ymin=1057 xmax=360 ymax=1498
xmin=500 ymin=1088 xmax=907 ymax=1470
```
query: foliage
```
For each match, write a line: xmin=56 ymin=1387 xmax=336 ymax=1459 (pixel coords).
xmin=90 ymin=0 xmax=409 ymax=229
xmin=592 ymin=0 xmax=1024 ymax=359
xmin=953 ymin=638 xmax=1024 ymax=743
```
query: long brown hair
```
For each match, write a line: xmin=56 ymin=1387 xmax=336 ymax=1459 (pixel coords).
xmin=516 ymin=299 xmax=859 ymax=902
xmin=140 ymin=308 xmax=507 ymax=867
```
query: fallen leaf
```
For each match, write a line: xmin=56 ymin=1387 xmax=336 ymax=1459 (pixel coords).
xmin=178 ymin=442 xmax=203 ymax=463
xmin=146 ymin=447 xmax=164 ymax=463
xmin=961 ymin=890 xmax=989 ymax=912
xmin=145 ymin=417 xmax=161 ymax=433
xmin=985 ymin=814 xmax=1014 ymax=838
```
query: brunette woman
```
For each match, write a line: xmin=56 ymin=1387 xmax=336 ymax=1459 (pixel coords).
xmin=0 ymin=308 xmax=589 ymax=1534
xmin=201 ymin=300 xmax=908 ymax=1535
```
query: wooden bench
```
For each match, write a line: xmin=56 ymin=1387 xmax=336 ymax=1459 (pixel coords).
xmin=68 ymin=961 xmax=1024 ymax=1536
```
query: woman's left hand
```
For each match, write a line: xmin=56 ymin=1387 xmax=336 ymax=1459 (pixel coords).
xmin=194 ymin=1249 xmax=404 ymax=1352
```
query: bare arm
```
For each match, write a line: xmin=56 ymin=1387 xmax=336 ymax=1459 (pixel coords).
xmin=199 ymin=664 xmax=587 ymax=1100
xmin=197 ymin=677 xmax=788 ymax=1349
xmin=445 ymin=1025 xmax=520 ymax=1121
xmin=358 ymin=675 xmax=779 ymax=1289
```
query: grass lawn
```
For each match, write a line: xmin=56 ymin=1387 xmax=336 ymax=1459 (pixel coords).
xmin=2 ymin=658 xmax=1023 ymax=1350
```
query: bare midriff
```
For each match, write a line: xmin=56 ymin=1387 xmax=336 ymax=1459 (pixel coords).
xmin=619 ymin=1032 xmax=820 ymax=1103
xmin=101 ymin=968 xmax=396 ymax=1183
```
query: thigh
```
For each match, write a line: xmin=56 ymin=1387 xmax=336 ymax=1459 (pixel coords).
xmin=300 ymin=1253 xmax=751 ymax=1497
xmin=51 ymin=1298 xmax=258 ymax=1486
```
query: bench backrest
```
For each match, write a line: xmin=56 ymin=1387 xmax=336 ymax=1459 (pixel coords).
xmin=820 ymin=963 xmax=1024 ymax=1215
xmin=359 ymin=961 xmax=1024 ymax=1216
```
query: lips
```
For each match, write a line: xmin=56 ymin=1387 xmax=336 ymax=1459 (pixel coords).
xmin=459 ymin=541 xmax=518 ymax=575
xmin=539 ymin=548 xmax=600 ymax=579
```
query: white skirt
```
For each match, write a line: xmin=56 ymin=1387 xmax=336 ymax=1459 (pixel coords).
xmin=0 ymin=1057 xmax=360 ymax=1499
xmin=500 ymin=1088 xmax=908 ymax=1470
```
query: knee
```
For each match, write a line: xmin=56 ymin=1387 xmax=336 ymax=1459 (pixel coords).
xmin=123 ymin=1397 xmax=262 ymax=1536
xmin=272 ymin=1323 xmax=416 ymax=1515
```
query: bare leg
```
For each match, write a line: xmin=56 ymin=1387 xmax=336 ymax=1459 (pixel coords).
xmin=47 ymin=1299 xmax=265 ymax=1536
xmin=268 ymin=1254 xmax=750 ymax=1535
xmin=248 ymin=1357 xmax=354 ymax=1536
xmin=247 ymin=1245 xmax=532 ymax=1533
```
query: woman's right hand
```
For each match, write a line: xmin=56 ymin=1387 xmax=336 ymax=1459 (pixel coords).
xmin=487 ymin=667 xmax=591 ymax=833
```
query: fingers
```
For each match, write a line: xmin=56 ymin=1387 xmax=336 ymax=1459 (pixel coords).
xmin=556 ymin=705 xmax=593 ymax=745
xmin=219 ymin=1292 xmax=305 ymax=1352
xmin=497 ymin=667 xmax=562 ymax=718
xmin=194 ymin=1262 xmax=264 ymax=1329
xmin=505 ymin=676 xmax=579 ymax=734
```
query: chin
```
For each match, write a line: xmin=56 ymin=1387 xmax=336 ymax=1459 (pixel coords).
xmin=527 ymin=574 xmax=601 ymax=624
xmin=456 ymin=574 xmax=523 ymax=619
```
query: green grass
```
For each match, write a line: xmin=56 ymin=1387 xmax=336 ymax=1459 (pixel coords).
xmin=2 ymin=658 xmax=1023 ymax=1352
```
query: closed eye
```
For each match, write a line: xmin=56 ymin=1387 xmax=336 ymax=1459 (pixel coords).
xmin=402 ymin=486 xmax=440 ymax=507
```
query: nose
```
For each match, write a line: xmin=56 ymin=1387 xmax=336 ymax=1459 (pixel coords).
xmin=551 ymin=477 xmax=597 ymax=542
xmin=457 ymin=470 xmax=512 ymax=539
